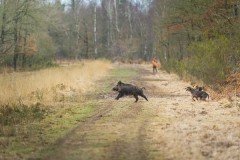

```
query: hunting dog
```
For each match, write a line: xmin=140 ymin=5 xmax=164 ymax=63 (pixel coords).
xmin=186 ymin=86 xmax=209 ymax=101
xmin=112 ymin=81 xmax=148 ymax=102
xmin=193 ymin=85 xmax=205 ymax=91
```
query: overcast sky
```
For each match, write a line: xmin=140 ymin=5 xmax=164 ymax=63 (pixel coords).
xmin=61 ymin=0 xmax=69 ymax=4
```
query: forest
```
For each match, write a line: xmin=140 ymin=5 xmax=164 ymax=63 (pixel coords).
xmin=1 ymin=1 xmax=240 ymax=159
xmin=0 ymin=0 xmax=239 ymax=85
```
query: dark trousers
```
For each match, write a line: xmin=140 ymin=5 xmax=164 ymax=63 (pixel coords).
xmin=153 ymin=66 xmax=157 ymax=73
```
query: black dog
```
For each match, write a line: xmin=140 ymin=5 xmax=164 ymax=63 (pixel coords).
xmin=186 ymin=87 xmax=209 ymax=101
xmin=112 ymin=81 xmax=148 ymax=102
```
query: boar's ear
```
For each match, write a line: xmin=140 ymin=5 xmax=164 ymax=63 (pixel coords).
xmin=117 ymin=81 xmax=122 ymax=85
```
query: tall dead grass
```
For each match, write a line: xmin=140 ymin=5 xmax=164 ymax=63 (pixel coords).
xmin=0 ymin=60 xmax=112 ymax=105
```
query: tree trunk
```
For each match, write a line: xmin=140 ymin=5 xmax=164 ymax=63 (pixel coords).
xmin=1 ymin=0 xmax=6 ymax=45
xmin=107 ymin=0 xmax=113 ymax=46
xmin=127 ymin=2 xmax=133 ymax=40
xmin=94 ymin=4 xmax=98 ymax=56
xmin=22 ymin=33 xmax=27 ymax=67
xmin=84 ymin=23 xmax=89 ymax=58
xmin=114 ymin=0 xmax=119 ymax=33
xmin=13 ymin=19 xmax=19 ymax=71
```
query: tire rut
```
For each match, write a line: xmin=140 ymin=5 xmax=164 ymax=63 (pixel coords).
xmin=41 ymin=100 xmax=152 ymax=160
xmin=41 ymin=99 xmax=116 ymax=160
xmin=107 ymin=103 xmax=149 ymax=160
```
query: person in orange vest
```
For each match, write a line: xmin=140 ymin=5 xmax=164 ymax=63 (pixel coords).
xmin=151 ymin=57 xmax=158 ymax=74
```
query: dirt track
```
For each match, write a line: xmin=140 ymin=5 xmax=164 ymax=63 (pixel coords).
xmin=39 ymin=64 xmax=240 ymax=160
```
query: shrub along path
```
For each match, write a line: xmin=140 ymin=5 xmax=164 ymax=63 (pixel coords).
xmin=34 ymin=64 xmax=240 ymax=160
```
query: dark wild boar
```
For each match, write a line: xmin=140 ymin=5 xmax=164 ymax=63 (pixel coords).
xmin=112 ymin=81 xmax=148 ymax=102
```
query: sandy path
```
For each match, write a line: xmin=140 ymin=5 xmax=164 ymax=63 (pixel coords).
xmin=142 ymin=65 xmax=240 ymax=160
xmin=39 ymin=64 xmax=240 ymax=160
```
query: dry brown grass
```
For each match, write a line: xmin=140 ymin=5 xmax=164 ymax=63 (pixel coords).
xmin=0 ymin=60 xmax=112 ymax=105
xmin=141 ymin=66 xmax=240 ymax=160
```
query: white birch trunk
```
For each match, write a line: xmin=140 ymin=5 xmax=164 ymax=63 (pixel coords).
xmin=107 ymin=0 xmax=113 ymax=46
xmin=94 ymin=4 xmax=98 ymax=55
xmin=127 ymin=2 xmax=133 ymax=40
xmin=162 ymin=0 xmax=167 ymax=61
xmin=114 ymin=0 xmax=119 ymax=33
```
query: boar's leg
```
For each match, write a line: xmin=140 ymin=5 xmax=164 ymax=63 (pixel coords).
xmin=134 ymin=94 xmax=139 ymax=102
xmin=115 ymin=93 xmax=124 ymax=100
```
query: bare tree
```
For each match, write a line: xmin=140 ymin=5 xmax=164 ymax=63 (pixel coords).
xmin=127 ymin=0 xmax=133 ymax=40
xmin=93 ymin=1 xmax=98 ymax=56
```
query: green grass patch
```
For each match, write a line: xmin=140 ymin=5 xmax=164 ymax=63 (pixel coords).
xmin=41 ymin=101 xmax=96 ymax=144
xmin=111 ymin=68 xmax=138 ymax=79
xmin=98 ymin=68 xmax=139 ymax=94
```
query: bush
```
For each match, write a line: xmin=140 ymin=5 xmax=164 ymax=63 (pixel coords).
xmin=186 ymin=36 xmax=230 ymax=84
xmin=161 ymin=58 xmax=187 ymax=78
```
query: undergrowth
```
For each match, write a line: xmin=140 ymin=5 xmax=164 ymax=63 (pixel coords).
xmin=0 ymin=102 xmax=47 ymax=136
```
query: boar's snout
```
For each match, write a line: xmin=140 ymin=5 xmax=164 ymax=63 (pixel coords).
xmin=112 ymin=86 xmax=119 ymax=91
